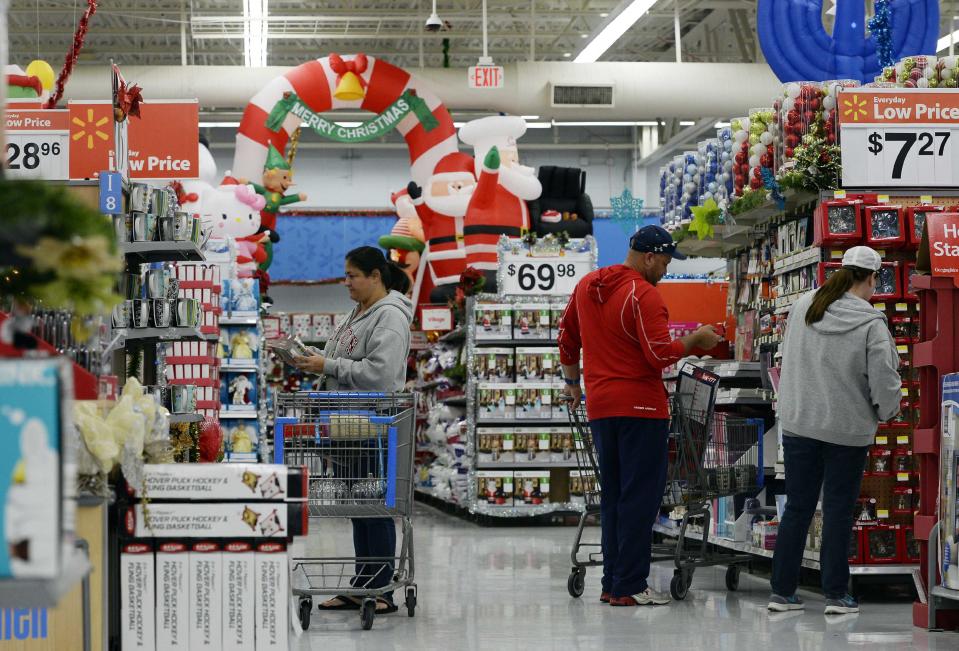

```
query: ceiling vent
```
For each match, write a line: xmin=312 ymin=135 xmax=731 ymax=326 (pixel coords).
xmin=550 ymin=83 xmax=615 ymax=108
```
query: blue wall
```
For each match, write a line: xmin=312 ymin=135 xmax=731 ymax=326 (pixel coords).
xmin=271 ymin=215 xmax=634 ymax=281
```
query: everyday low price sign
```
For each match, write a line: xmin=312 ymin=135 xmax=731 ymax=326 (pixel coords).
xmin=926 ymin=212 xmax=959 ymax=287
xmin=3 ymin=109 xmax=70 ymax=180
xmin=838 ymin=88 xmax=959 ymax=187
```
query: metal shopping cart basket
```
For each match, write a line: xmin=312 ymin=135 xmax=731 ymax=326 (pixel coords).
xmin=565 ymin=365 xmax=764 ymax=601
xmin=274 ymin=391 xmax=417 ymax=631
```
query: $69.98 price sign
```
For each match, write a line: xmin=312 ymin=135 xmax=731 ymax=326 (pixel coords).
xmin=499 ymin=251 xmax=592 ymax=296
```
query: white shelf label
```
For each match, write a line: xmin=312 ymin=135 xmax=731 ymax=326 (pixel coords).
xmin=500 ymin=251 xmax=592 ymax=297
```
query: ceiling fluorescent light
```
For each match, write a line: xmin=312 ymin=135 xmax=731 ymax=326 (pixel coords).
xmin=714 ymin=121 xmax=731 ymax=128
xmin=520 ymin=115 xmax=540 ymax=120
xmin=525 ymin=122 xmax=552 ymax=129
xmin=679 ymin=121 xmax=696 ymax=126
xmin=937 ymin=29 xmax=959 ymax=52
xmin=243 ymin=0 xmax=269 ymax=67
xmin=199 ymin=121 xmax=242 ymax=128
xmin=574 ymin=0 xmax=657 ymax=63
xmin=554 ymin=120 xmax=659 ymax=126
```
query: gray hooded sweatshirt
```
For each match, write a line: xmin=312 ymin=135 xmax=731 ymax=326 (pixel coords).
xmin=323 ymin=290 xmax=413 ymax=392
xmin=778 ymin=290 xmax=902 ymax=448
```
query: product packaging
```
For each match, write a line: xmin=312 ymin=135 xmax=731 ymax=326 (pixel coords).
xmin=514 ymin=470 xmax=551 ymax=505
xmin=515 ymin=348 xmax=548 ymax=382
xmin=129 ymin=464 xmax=307 ymax=500
xmin=223 ymin=541 xmax=256 ymax=651
xmin=864 ymin=205 xmax=905 ymax=248
xmin=189 ymin=541 xmax=222 ymax=649
xmin=124 ymin=502 xmax=308 ymax=538
xmin=513 ymin=428 xmax=551 ymax=464
xmin=512 ymin=303 xmax=551 ymax=339
xmin=222 ymin=371 xmax=258 ymax=412
xmin=515 ymin=383 xmax=553 ymax=420
xmin=476 ymin=471 xmax=514 ymax=506
xmin=474 ymin=348 xmax=514 ymax=382
xmin=549 ymin=302 xmax=566 ymax=338
xmin=902 ymin=263 xmax=919 ymax=301
xmin=940 ymin=373 xmax=959 ymax=588
xmin=476 ymin=383 xmax=515 ymax=420
xmin=874 ymin=262 xmax=902 ymax=300
xmin=155 ymin=540 xmax=189 ymax=651
xmin=476 ymin=428 xmax=515 ymax=464
xmin=223 ymin=278 xmax=260 ymax=314
xmin=254 ymin=541 xmax=289 ymax=650
xmin=902 ymin=526 xmax=922 ymax=562
xmin=779 ymin=81 xmax=823 ymax=170
xmin=906 ymin=205 xmax=943 ymax=249
xmin=550 ymin=386 xmax=571 ymax=420
xmin=815 ymin=200 xmax=863 ymax=246
xmin=221 ymin=326 xmax=260 ymax=364
xmin=550 ymin=427 xmax=575 ymax=463
xmin=864 ymin=524 xmax=902 ymax=563
xmin=473 ymin=303 xmax=513 ymax=340
xmin=121 ymin=541 xmax=156 ymax=651
xmin=849 ymin=525 xmax=864 ymax=563
xmin=222 ymin=419 xmax=261 ymax=462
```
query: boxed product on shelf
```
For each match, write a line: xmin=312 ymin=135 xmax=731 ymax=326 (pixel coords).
xmin=569 ymin=470 xmax=594 ymax=505
xmin=816 ymin=261 xmax=842 ymax=287
xmin=223 ymin=540 xmax=256 ymax=651
xmin=123 ymin=502 xmax=308 ymax=538
xmin=752 ymin=521 xmax=778 ymax=550
xmin=893 ymin=486 xmax=916 ymax=515
xmin=290 ymin=313 xmax=312 ymax=340
xmin=129 ymin=463 xmax=307 ymax=500
xmin=863 ymin=524 xmax=901 ymax=563
xmin=864 ymin=205 xmax=906 ymax=248
xmin=514 ymin=470 xmax=550 ymax=505
xmin=513 ymin=428 xmax=551 ymax=464
xmin=474 ymin=348 xmax=514 ymax=382
xmin=849 ymin=525 xmax=864 ymax=563
xmin=311 ymin=313 xmax=334 ymax=341
xmin=190 ymin=540 xmax=222 ymax=650
xmin=476 ymin=470 xmax=514 ymax=506
xmin=121 ymin=540 xmax=156 ymax=651
xmin=220 ymin=325 xmax=260 ymax=363
xmin=0 ymin=358 xmax=70 ymax=579
xmin=473 ymin=303 xmax=513 ymax=340
xmin=222 ymin=370 xmax=258 ymax=411
xmin=941 ymin=372 xmax=959 ymax=588
xmin=549 ymin=302 xmax=567 ymax=338
xmin=477 ymin=382 xmax=515 ymax=420
xmin=222 ymin=278 xmax=260 ymax=314
xmin=902 ymin=263 xmax=919 ymax=300
xmin=515 ymin=383 xmax=553 ymax=420
xmin=902 ymin=526 xmax=921 ymax=563
xmin=254 ymin=541 xmax=289 ymax=650
xmin=156 ymin=540 xmax=189 ymax=650
xmin=815 ymin=200 xmax=863 ymax=246
xmin=477 ymin=428 xmax=515 ymax=464
xmin=516 ymin=347 xmax=550 ymax=381
xmin=874 ymin=262 xmax=902 ymax=300
xmin=550 ymin=427 xmax=576 ymax=463
xmin=907 ymin=205 xmax=943 ymax=248
xmin=867 ymin=447 xmax=893 ymax=476
xmin=551 ymin=385 xmax=572 ymax=420
xmin=512 ymin=303 xmax=551 ymax=339
xmin=222 ymin=419 xmax=260 ymax=461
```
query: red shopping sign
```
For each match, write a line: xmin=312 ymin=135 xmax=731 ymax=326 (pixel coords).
xmin=926 ymin=212 xmax=959 ymax=287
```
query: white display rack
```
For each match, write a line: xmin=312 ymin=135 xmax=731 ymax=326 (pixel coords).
xmin=219 ymin=315 xmax=260 ymax=326
xmin=471 ymin=501 xmax=584 ymax=518
xmin=116 ymin=326 xmax=213 ymax=341
xmin=220 ymin=360 xmax=259 ymax=372
xmin=120 ymin=240 xmax=205 ymax=263
xmin=220 ymin=410 xmax=258 ymax=419
xmin=772 ymin=246 xmax=822 ymax=277
xmin=475 ymin=461 xmax=579 ymax=470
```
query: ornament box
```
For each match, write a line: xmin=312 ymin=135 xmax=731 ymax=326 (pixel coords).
xmin=815 ymin=200 xmax=863 ymax=246
xmin=864 ymin=205 xmax=906 ymax=248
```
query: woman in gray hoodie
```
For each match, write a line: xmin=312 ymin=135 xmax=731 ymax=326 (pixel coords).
xmin=769 ymin=246 xmax=901 ymax=616
xmin=292 ymin=246 xmax=413 ymax=615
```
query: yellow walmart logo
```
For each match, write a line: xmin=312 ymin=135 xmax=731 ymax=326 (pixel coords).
xmin=71 ymin=108 xmax=110 ymax=149
xmin=842 ymin=94 xmax=868 ymax=121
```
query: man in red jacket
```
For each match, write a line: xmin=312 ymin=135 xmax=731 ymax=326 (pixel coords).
xmin=558 ymin=225 xmax=722 ymax=607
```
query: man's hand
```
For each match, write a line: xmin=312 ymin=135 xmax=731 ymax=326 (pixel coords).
xmin=563 ymin=382 xmax=582 ymax=405
xmin=694 ymin=324 xmax=723 ymax=349
xmin=292 ymin=354 xmax=326 ymax=374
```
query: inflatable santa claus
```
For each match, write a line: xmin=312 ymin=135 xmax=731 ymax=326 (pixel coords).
xmin=458 ymin=116 xmax=542 ymax=286
xmin=410 ymin=152 xmax=477 ymax=306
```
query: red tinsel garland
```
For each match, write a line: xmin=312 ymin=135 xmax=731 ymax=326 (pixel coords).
xmin=45 ymin=0 xmax=99 ymax=109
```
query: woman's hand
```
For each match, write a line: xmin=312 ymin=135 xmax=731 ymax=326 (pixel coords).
xmin=292 ymin=354 xmax=326 ymax=374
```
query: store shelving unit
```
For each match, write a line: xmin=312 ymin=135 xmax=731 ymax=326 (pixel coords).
xmin=119 ymin=240 xmax=205 ymax=263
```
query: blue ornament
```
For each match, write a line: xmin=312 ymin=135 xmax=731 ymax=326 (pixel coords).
xmin=757 ymin=0 xmax=938 ymax=83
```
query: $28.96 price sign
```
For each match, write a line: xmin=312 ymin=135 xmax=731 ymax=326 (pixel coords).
xmin=499 ymin=251 xmax=592 ymax=296
xmin=4 ymin=109 xmax=71 ymax=180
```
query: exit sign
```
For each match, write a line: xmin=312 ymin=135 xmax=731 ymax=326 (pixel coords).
xmin=468 ymin=65 xmax=504 ymax=89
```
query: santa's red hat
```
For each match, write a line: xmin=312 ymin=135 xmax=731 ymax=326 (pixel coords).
xmin=430 ymin=152 xmax=475 ymax=184
xmin=220 ymin=175 xmax=241 ymax=186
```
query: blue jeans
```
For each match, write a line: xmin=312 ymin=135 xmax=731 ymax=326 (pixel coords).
xmin=591 ymin=417 xmax=669 ymax=597
xmin=771 ymin=434 xmax=869 ymax=599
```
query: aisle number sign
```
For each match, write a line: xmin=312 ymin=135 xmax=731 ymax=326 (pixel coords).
xmin=838 ymin=88 xmax=959 ymax=187
xmin=4 ymin=109 xmax=70 ymax=180
xmin=926 ymin=212 xmax=959 ymax=288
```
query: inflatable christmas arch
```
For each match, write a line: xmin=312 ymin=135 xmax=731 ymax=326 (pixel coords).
xmin=232 ymin=54 xmax=458 ymax=186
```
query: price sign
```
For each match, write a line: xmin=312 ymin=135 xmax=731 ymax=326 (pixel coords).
xmin=839 ymin=88 xmax=959 ymax=187
xmin=500 ymin=256 xmax=591 ymax=296
xmin=4 ymin=109 xmax=70 ymax=180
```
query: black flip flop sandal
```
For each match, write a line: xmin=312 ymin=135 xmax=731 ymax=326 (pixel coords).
xmin=317 ymin=595 xmax=361 ymax=611
xmin=375 ymin=598 xmax=399 ymax=614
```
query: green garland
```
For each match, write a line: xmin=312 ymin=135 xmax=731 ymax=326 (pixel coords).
xmin=671 ymin=224 xmax=690 ymax=243
xmin=729 ymin=188 xmax=770 ymax=215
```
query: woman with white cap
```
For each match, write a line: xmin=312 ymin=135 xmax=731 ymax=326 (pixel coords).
xmin=769 ymin=245 xmax=902 ymax=616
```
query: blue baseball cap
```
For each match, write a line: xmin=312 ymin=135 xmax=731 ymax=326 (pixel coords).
xmin=629 ymin=225 xmax=687 ymax=260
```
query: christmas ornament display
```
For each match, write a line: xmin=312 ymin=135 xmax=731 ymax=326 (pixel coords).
xmin=936 ymin=55 xmax=959 ymax=89
xmin=746 ymin=108 xmax=777 ymax=191
xmin=730 ymin=116 xmax=750 ymax=199
xmin=896 ymin=55 xmax=937 ymax=88
xmin=779 ymin=82 xmax=822 ymax=170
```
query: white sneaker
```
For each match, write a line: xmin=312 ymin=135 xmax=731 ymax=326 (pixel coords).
xmin=610 ymin=587 xmax=671 ymax=606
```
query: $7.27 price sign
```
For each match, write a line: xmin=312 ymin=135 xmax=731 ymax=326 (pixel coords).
xmin=499 ymin=250 xmax=593 ymax=296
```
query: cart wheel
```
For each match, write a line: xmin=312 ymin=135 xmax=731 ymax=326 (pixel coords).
xmin=670 ymin=572 xmax=690 ymax=601
xmin=567 ymin=568 xmax=586 ymax=598
xmin=298 ymin=598 xmax=312 ymax=630
xmin=725 ymin=565 xmax=741 ymax=591
xmin=360 ymin=599 xmax=375 ymax=630
xmin=405 ymin=587 xmax=417 ymax=617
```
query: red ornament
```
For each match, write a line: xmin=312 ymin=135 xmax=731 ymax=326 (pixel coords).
xmin=749 ymin=176 xmax=763 ymax=190
xmin=800 ymin=84 xmax=819 ymax=99
xmin=752 ymin=167 xmax=763 ymax=179
xmin=808 ymin=97 xmax=821 ymax=111
xmin=785 ymin=134 xmax=800 ymax=148
xmin=795 ymin=99 xmax=807 ymax=113
xmin=819 ymin=151 xmax=831 ymax=164
xmin=735 ymin=151 xmax=748 ymax=165
xmin=740 ymin=163 xmax=751 ymax=175
xmin=198 ymin=418 xmax=223 ymax=462
xmin=826 ymin=133 xmax=836 ymax=145
xmin=784 ymin=147 xmax=795 ymax=158
xmin=803 ymin=111 xmax=816 ymax=124
xmin=760 ymin=153 xmax=773 ymax=168
xmin=787 ymin=110 xmax=801 ymax=125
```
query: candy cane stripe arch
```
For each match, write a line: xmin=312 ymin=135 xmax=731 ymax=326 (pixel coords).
xmin=233 ymin=55 xmax=459 ymax=185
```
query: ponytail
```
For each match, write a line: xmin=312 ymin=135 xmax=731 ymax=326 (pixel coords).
xmin=345 ymin=246 xmax=411 ymax=295
xmin=806 ymin=266 xmax=874 ymax=325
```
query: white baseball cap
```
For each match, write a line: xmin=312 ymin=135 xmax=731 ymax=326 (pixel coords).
xmin=842 ymin=246 xmax=882 ymax=272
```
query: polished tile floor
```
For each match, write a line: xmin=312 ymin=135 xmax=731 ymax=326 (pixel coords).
xmin=293 ymin=504 xmax=959 ymax=650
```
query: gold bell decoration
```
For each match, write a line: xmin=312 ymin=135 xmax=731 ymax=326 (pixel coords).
xmin=329 ymin=53 xmax=369 ymax=101
xmin=334 ymin=72 xmax=366 ymax=101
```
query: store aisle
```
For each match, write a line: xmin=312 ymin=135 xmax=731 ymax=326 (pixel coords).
xmin=294 ymin=505 xmax=958 ymax=651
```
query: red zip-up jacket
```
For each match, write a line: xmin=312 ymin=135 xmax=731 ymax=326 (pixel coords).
xmin=557 ymin=265 xmax=685 ymax=420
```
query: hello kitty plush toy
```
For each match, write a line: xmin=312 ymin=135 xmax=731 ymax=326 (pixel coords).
xmin=201 ymin=178 xmax=269 ymax=277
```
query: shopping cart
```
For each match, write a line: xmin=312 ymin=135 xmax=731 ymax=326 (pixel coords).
xmin=565 ymin=371 xmax=764 ymax=601
xmin=274 ymin=391 xmax=417 ymax=631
